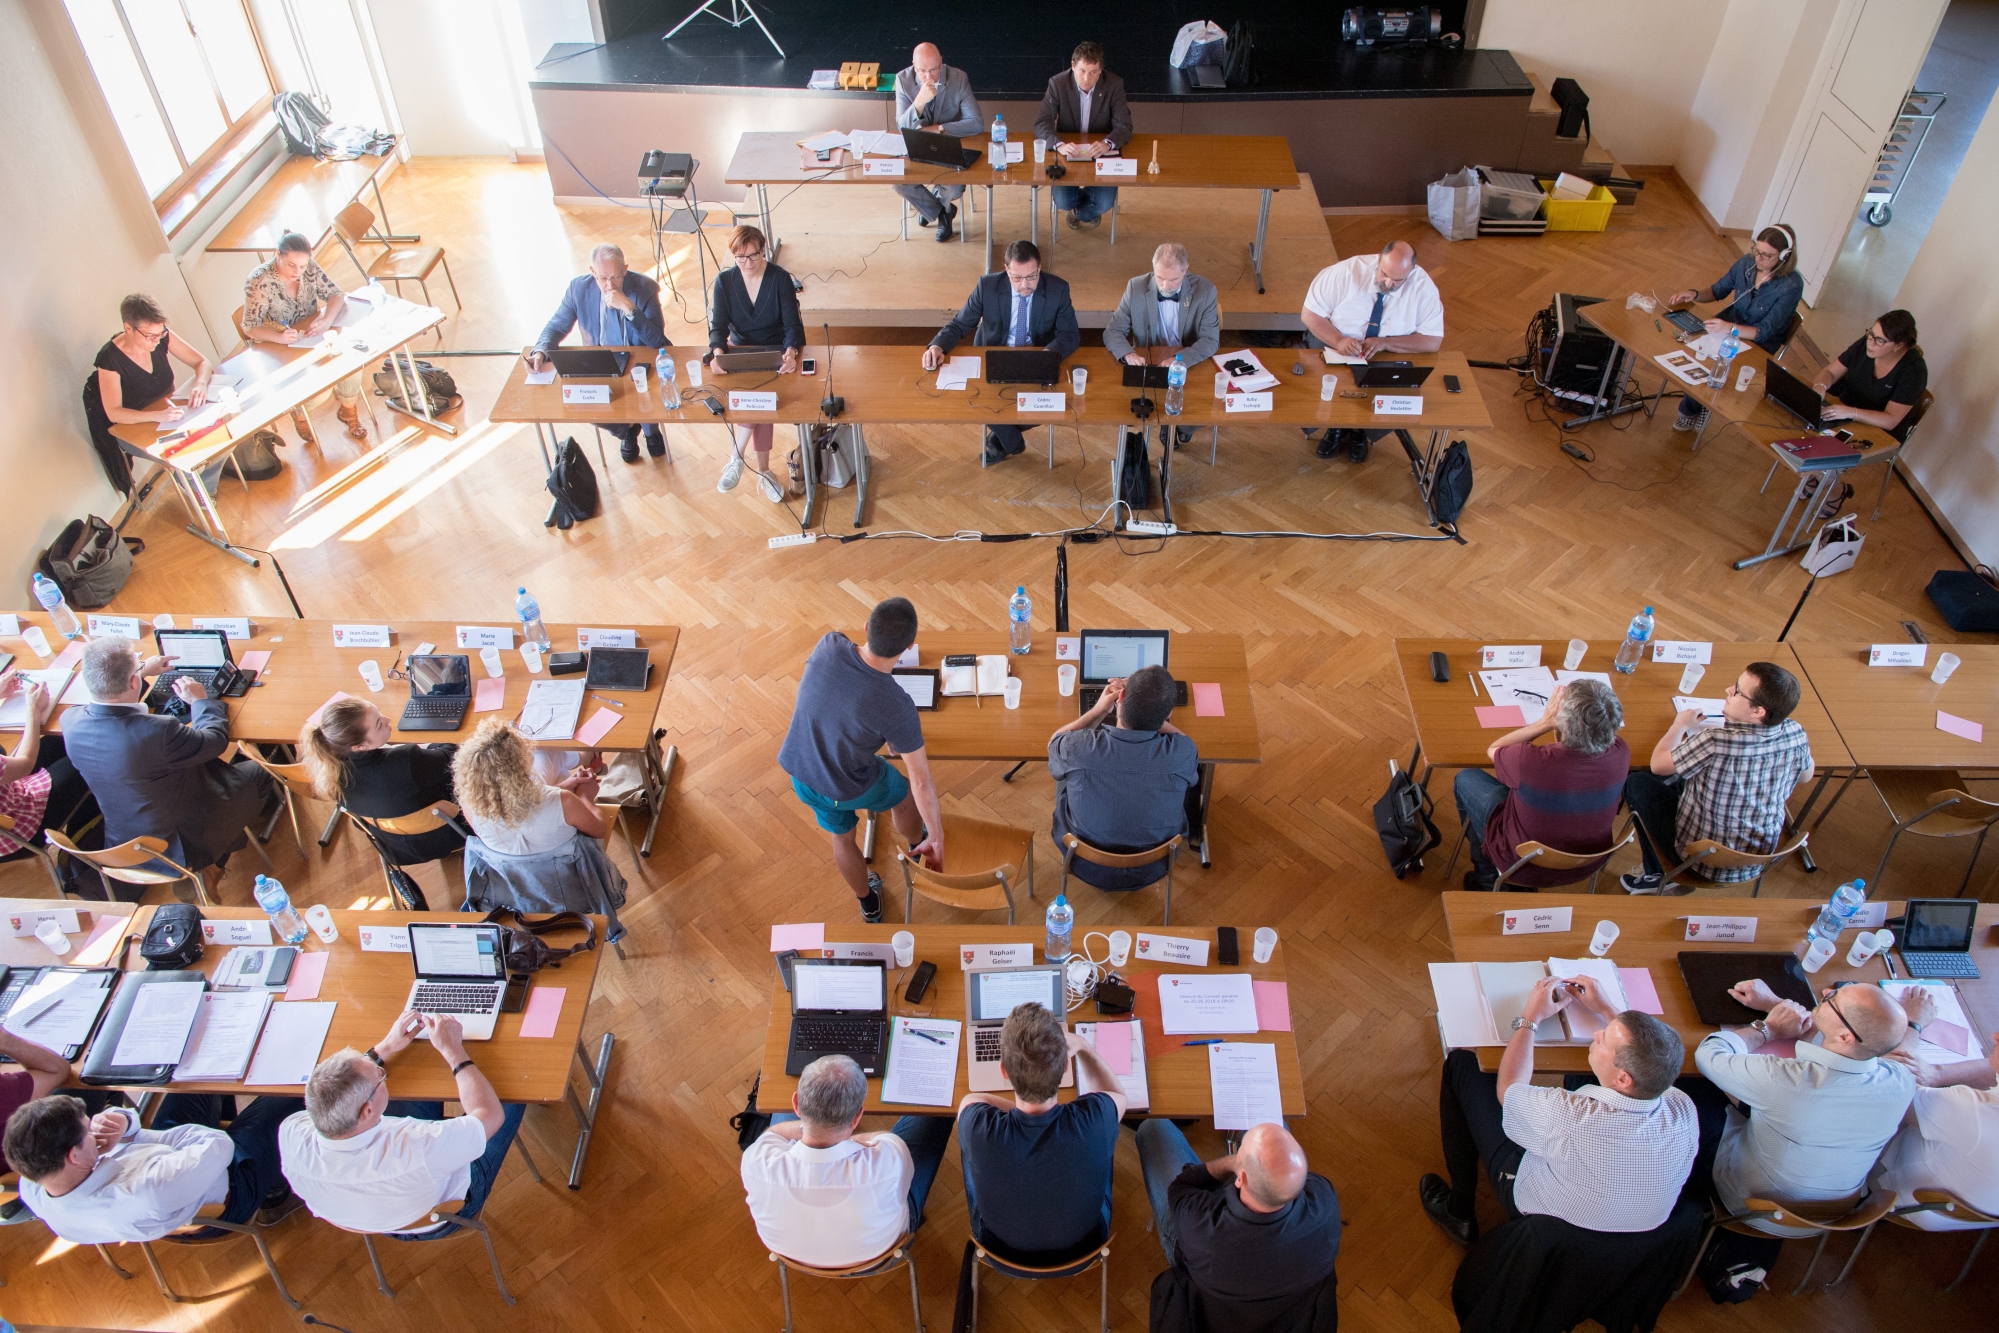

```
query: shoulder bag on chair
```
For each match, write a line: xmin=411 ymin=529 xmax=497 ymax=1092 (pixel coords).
xmin=481 ymin=908 xmax=597 ymax=972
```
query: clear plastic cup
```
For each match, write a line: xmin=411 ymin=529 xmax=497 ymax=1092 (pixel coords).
xmin=1033 ymin=138 xmax=1047 ymax=162
xmin=1214 ymin=371 xmax=1228 ymax=399
xmin=35 ymin=919 xmax=70 ymax=956
xmin=1564 ymin=639 xmax=1587 ymax=671
xmin=306 ymin=904 xmax=340 ymax=944
xmin=1057 ymin=663 xmax=1076 ymax=696
xmin=1108 ymin=930 xmax=1132 ymax=966
xmin=1320 ymin=374 xmax=1336 ymax=401
xmin=480 ymin=647 xmax=504 ymax=678
xmin=632 ymin=364 xmax=648 ymax=394
xmin=1253 ymin=927 xmax=1278 ymax=964
xmin=1932 ymin=652 xmax=1961 ymax=684
xmin=892 ymin=931 xmax=915 ymax=968
xmin=1003 ymin=677 xmax=1022 ymax=709
xmin=1588 ymin=920 xmax=1620 ymax=958
xmin=358 ymin=659 xmax=385 ymax=691
xmin=1802 ymin=934 xmax=1837 ymax=973
xmin=1679 ymin=662 xmax=1705 ymax=695
xmin=1071 ymin=367 xmax=1087 ymax=396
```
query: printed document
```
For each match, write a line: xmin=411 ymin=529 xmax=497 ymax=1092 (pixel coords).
xmin=111 ymin=981 xmax=205 ymax=1066
xmin=174 ymin=991 xmax=274 ymax=1082
xmin=935 ymin=356 xmax=980 ymax=390
xmin=3 ymin=970 xmax=112 ymax=1050
xmin=1157 ymin=973 xmax=1259 ymax=1035
xmin=1478 ymin=667 xmax=1558 ymax=724
xmin=1077 ymin=1020 xmax=1147 ymax=1110
xmin=882 ymin=1017 xmax=961 ymax=1106
xmin=245 ymin=1002 xmax=338 ymax=1085
xmin=1546 ymin=957 xmax=1628 ymax=1040
xmin=1209 ymin=1042 xmax=1283 ymax=1130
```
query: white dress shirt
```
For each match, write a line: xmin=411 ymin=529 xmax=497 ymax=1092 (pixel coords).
xmin=1872 ymin=1085 xmax=1999 ymax=1231
xmin=1697 ymin=1031 xmax=1914 ymax=1235
xmin=742 ymin=1130 xmax=914 ymax=1267
xmin=1157 ymin=294 xmax=1183 ymax=348
xmin=20 ymin=1108 xmax=230 ymax=1244
xmin=1502 ymin=1083 xmax=1698 ymax=1231
xmin=280 ymin=1110 xmax=486 ymax=1233
xmin=1301 ymin=254 xmax=1445 ymax=341
xmin=1079 ymin=88 xmax=1095 ymax=137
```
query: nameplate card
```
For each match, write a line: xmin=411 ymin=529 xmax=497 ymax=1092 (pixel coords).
xmin=1500 ymin=906 xmax=1573 ymax=936
xmin=1095 ymin=157 xmax=1137 ymax=177
xmin=1684 ymin=915 xmax=1757 ymax=942
xmin=861 ymin=158 xmax=904 ymax=177
xmin=331 ymin=625 xmax=392 ymax=648
xmin=1373 ymin=395 xmax=1424 ymax=415
xmin=1828 ymin=901 xmax=1888 ymax=929
xmin=1480 ymin=645 xmax=1541 ymax=669
xmin=1868 ymin=643 xmax=1927 ymax=667
xmin=960 ymin=943 xmax=1034 ymax=970
xmin=1652 ymin=640 xmax=1713 ymax=664
xmin=455 ymin=626 xmax=516 ymax=650
xmin=0 ymin=614 xmax=17 ymax=635
xmin=821 ymin=942 xmax=896 ymax=962
xmin=191 ymin=617 xmax=252 ymax=640
xmin=86 ymin=615 xmax=142 ymax=640
xmin=358 ymin=925 xmax=411 ymax=952
xmin=1224 ymin=392 xmax=1273 ymax=413
xmin=1055 ymin=636 xmax=1080 ymax=661
xmin=561 ymin=385 xmax=611 ymax=405
xmin=9 ymin=908 xmax=80 ymax=937
xmin=728 ymin=391 xmax=778 ymax=412
xmin=577 ymin=628 xmax=637 ymax=650
xmin=202 ymin=918 xmax=273 ymax=945
xmin=1135 ymin=932 xmax=1210 ymax=966
xmin=1017 ymin=392 xmax=1066 ymax=412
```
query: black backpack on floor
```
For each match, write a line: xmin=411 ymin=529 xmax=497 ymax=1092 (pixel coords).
xmin=545 ymin=436 xmax=599 ymax=530
xmin=1119 ymin=429 xmax=1156 ymax=512
xmin=1431 ymin=439 xmax=1474 ymax=525
xmin=1373 ymin=753 xmax=1441 ymax=879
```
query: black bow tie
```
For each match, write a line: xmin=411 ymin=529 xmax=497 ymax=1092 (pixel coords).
xmin=1158 ymin=291 xmax=1181 ymax=302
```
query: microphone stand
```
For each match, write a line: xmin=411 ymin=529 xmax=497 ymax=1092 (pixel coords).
xmin=220 ymin=544 xmax=305 ymax=619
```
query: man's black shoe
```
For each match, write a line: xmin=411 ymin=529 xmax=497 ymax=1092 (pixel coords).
xmin=620 ymin=437 xmax=641 ymax=464
xmin=936 ymin=205 xmax=956 ymax=243
xmin=1314 ymin=431 xmax=1338 ymax=459
xmin=1346 ymin=432 xmax=1371 ymax=464
xmin=1420 ymin=1174 xmax=1478 ymax=1245
xmin=1003 ymin=434 xmax=1025 ymax=456
xmin=982 ymin=430 xmax=1008 ymax=464
xmin=1174 ymin=427 xmax=1194 ymax=447
xmin=645 ymin=431 xmax=667 ymax=458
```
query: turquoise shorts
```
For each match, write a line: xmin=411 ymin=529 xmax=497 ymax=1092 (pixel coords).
xmin=790 ymin=758 xmax=909 ymax=834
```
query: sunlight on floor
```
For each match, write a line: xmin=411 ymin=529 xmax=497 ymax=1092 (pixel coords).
xmin=266 ymin=419 xmax=518 ymax=551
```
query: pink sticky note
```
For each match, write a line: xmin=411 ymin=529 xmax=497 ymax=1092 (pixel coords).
xmin=1927 ymin=1019 xmax=1972 ymax=1056
xmin=1252 ymin=980 xmax=1292 ymax=1032
xmin=284 ymin=951 xmax=329 ymax=1001
xmin=49 ymin=642 xmax=85 ymax=670
xmin=771 ymin=922 xmax=825 ymax=952
xmin=1476 ymin=705 xmax=1527 ymax=729
xmin=1191 ymin=682 xmax=1225 ymax=717
xmin=307 ymin=691 xmax=354 ymax=728
xmin=1092 ymin=1021 xmax=1133 ymax=1074
xmin=1617 ymin=968 xmax=1665 ymax=1015
xmin=575 ymin=706 xmax=620 ymax=747
xmin=1938 ymin=711 xmax=1984 ymax=743
xmin=238 ymin=650 xmax=272 ymax=674
xmin=473 ymin=677 xmax=506 ymax=712
xmin=72 ymin=914 xmax=128 ymax=967
xmin=520 ymin=986 xmax=565 ymax=1038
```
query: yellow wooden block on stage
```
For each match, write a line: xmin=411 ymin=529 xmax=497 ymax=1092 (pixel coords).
xmin=837 ymin=63 xmax=878 ymax=91
xmin=838 ymin=61 xmax=860 ymax=89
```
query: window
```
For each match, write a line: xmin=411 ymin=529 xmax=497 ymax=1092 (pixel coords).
xmin=65 ymin=0 xmax=275 ymax=201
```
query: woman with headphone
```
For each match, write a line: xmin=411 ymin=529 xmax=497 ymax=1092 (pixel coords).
xmin=1666 ymin=223 xmax=1804 ymax=430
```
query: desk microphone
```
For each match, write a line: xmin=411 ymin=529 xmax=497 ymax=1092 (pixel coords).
xmin=820 ymin=322 xmax=844 ymax=418
xmin=1129 ymin=343 xmax=1155 ymax=421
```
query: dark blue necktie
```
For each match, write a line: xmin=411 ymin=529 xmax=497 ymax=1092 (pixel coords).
xmin=1364 ymin=291 xmax=1386 ymax=340
xmin=1010 ymin=293 xmax=1031 ymax=346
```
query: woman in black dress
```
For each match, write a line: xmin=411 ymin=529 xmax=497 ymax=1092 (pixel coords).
xmin=299 ymin=696 xmax=464 ymax=864
xmin=707 ymin=224 xmax=806 ymax=502
xmin=1810 ymin=308 xmax=1929 ymax=441
xmin=82 ymin=294 xmax=214 ymax=495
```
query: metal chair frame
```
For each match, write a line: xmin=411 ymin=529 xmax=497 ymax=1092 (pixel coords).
xmin=0 ymin=814 xmax=66 ymax=895
xmin=1058 ymin=833 xmax=1180 ymax=924
xmin=89 ymin=1202 xmax=300 ymax=1310
xmin=899 ymin=186 xmax=975 ymax=243
xmin=1442 ymin=820 xmax=1636 ymax=893
xmin=1879 ymin=1189 xmax=1999 ymax=1292
xmin=337 ymin=1146 xmax=539 ymax=1309
xmin=333 ymin=201 xmax=461 ymax=312
xmin=343 ymin=801 xmax=469 ymax=910
xmin=1865 ymin=773 xmax=1999 ymax=898
xmin=969 ymin=1235 xmax=1113 ymax=1333
xmin=1652 ymin=831 xmax=1810 ymax=898
xmin=241 ymin=742 xmax=344 ymax=857
xmin=770 ymin=1232 xmax=923 ymax=1333
xmin=1047 ymin=188 xmax=1119 ymax=247
xmin=1675 ymin=1191 xmax=1894 ymax=1298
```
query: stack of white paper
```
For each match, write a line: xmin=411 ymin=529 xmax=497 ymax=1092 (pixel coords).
xmin=799 ymin=131 xmax=848 ymax=153
xmin=4 ymin=971 xmax=111 ymax=1050
xmin=1211 ymin=350 xmax=1278 ymax=392
xmin=1480 ymin=667 xmax=1558 ymax=723
xmin=1077 ymin=1020 xmax=1148 ymax=1111
xmin=1209 ymin=1042 xmax=1283 ymax=1131
xmin=1158 ymin=973 xmax=1259 ymax=1035
xmin=1883 ymin=982 xmax=1987 ymax=1065
xmin=518 ymin=679 xmax=585 ymax=740
xmin=935 ymin=356 xmax=980 ymax=390
xmin=245 ymin=1002 xmax=338 ymax=1085
xmin=1672 ymin=696 xmax=1727 ymax=728
xmin=1546 ymin=957 xmax=1628 ymax=1040
xmin=1429 ymin=961 xmax=1566 ymax=1047
xmin=882 ymin=1017 xmax=962 ymax=1106
xmin=174 ymin=991 xmax=274 ymax=1082
xmin=941 ymin=656 xmax=1008 ymax=697
xmin=848 ymin=129 xmax=907 ymax=157
xmin=111 ymin=982 xmax=206 ymax=1066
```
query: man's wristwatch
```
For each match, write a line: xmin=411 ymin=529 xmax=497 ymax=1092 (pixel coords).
xmin=365 ymin=1047 xmax=386 ymax=1069
xmin=1511 ymin=1015 xmax=1535 ymax=1032
xmin=1749 ymin=1019 xmax=1772 ymax=1041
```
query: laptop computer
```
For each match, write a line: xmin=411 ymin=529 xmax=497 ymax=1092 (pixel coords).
xmin=965 ymin=965 xmax=1076 ymax=1092
xmin=1122 ymin=364 xmax=1172 ymax=389
xmin=551 ymin=348 xmax=629 ymax=380
xmin=785 ymin=959 xmax=890 ymax=1076
xmin=404 ymin=922 xmax=507 ymax=1041
xmin=1763 ymin=361 xmax=1825 ymax=430
xmin=1898 ymin=898 xmax=1981 ymax=979
xmin=711 ymin=345 xmax=786 ymax=372
xmin=145 ymin=629 xmax=244 ymax=719
xmin=1350 ymin=362 xmax=1434 ymax=390
xmin=986 ymin=349 xmax=1064 ymax=385
xmin=903 ymin=127 xmax=983 ymax=171
xmin=1076 ymin=629 xmax=1187 ymax=714
xmin=398 ymin=654 xmax=472 ymax=731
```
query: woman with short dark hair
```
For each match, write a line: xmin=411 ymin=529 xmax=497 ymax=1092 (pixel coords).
xmin=80 ymin=293 xmax=215 ymax=494
xmin=707 ymin=224 xmax=805 ymax=502
xmin=1813 ymin=308 xmax=1928 ymax=440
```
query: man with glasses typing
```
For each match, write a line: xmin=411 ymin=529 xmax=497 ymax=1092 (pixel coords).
xmin=922 ymin=240 xmax=1080 ymax=464
xmin=1298 ymin=240 xmax=1444 ymax=462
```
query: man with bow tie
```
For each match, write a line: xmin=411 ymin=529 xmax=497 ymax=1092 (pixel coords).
xmin=1104 ymin=243 xmax=1221 ymax=451
xmin=1299 ymin=239 xmax=1444 ymax=463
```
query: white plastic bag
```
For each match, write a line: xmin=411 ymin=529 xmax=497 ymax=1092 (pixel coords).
xmin=1171 ymin=21 xmax=1227 ymax=69
xmin=1428 ymin=167 xmax=1481 ymax=241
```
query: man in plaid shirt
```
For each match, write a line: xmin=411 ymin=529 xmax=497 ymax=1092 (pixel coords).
xmin=1621 ymin=661 xmax=1814 ymax=894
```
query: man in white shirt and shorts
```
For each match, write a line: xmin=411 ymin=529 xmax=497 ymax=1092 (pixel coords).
xmin=1299 ymin=240 xmax=1444 ymax=462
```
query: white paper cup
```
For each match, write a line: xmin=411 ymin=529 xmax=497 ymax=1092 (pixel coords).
xmin=1679 ymin=662 xmax=1705 ymax=694
xmin=1003 ymin=677 xmax=1022 ymax=710
xmin=1564 ymin=639 xmax=1587 ymax=671
xmin=631 ymin=364 xmax=648 ymax=393
xmin=306 ymin=903 xmax=340 ymax=943
xmin=685 ymin=358 xmax=703 ymax=386
xmin=1034 ymin=138 xmax=1047 ymax=162
xmin=522 ymin=642 xmax=544 ymax=673
xmin=358 ymin=659 xmax=385 ymax=691
xmin=1933 ymin=652 xmax=1961 ymax=684
xmin=892 ymin=930 xmax=915 ymax=968
xmin=35 ymin=919 xmax=70 ymax=956
xmin=1802 ymin=934 xmax=1837 ymax=973
xmin=480 ymin=647 xmax=504 ymax=678
xmin=1108 ymin=930 xmax=1132 ymax=966
xmin=1253 ymin=927 xmax=1278 ymax=964
xmin=1588 ymin=920 xmax=1620 ymax=958
xmin=1072 ymin=367 xmax=1087 ymax=396
xmin=1058 ymin=663 xmax=1077 ymax=696
xmin=1320 ymin=374 xmax=1336 ymax=401
xmin=1214 ymin=371 xmax=1229 ymax=399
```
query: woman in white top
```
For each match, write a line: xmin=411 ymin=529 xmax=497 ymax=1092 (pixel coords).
xmin=449 ymin=718 xmax=604 ymax=855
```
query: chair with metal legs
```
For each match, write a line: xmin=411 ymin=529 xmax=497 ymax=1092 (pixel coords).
xmin=1864 ymin=769 xmax=1999 ymax=897
xmin=1879 ymin=1189 xmax=1998 ymax=1291
xmin=1639 ymin=832 xmax=1809 ymax=898
xmin=1442 ymin=820 xmax=1637 ymax=893
xmin=44 ymin=831 xmax=208 ymax=905
xmin=900 ymin=187 xmax=974 ymax=242
xmin=87 ymin=1200 xmax=301 ymax=1310
xmin=1675 ymin=1191 xmax=1895 ymax=1297
xmin=969 ymin=1235 xmax=1114 ymax=1333
xmin=770 ymin=1232 xmax=923 ymax=1332
xmin=0 ymin=815 xmax=67 ymax=895
xmin=1058 ymin=833 xmax=1181 ymax=925
xmin=344 ymin=802 xmax=469 ymax=910
xmin=895 ymin=814 xmax=1034 ymax=924
xmin=241 ymin=743 xmax=344 ymax=858
xmin=333 ymin=1145 xmax=539 ymax=1310
xmin=1047 ymin=190 xmax=1119 ymax=247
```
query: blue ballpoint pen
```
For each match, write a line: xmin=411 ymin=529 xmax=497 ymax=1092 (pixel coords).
xmin=1180 ymin=1038 xmax=1224 ymax=1047
xmin=906 ymin=1027 xmax=949 ymax=1045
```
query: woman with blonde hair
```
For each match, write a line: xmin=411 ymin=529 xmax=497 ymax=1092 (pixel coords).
xmin=298 ymin=698 xmax=462 ymax=862
xmin=450 ymin=718 xmax=605 ymax=855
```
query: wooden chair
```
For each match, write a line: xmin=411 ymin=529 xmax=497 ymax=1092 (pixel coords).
xmin=44 ymin=831 xmax=207 ymax=905
xmin=1654 ymin=831 xmax=1809 ymax=898
xmin=0 ymin=814 xmax=66 ymax=896
xmin=1442 ymin=821 xmax=1636 ymax=893
xmin=335 ymin=1196 xmax=519 ymax=1305
xmin=1866 ymin=769 xmax=1999 ymax=897
xmin=769 ymin=1232 xmax=922 ymax=1333
xmin=895 ymin=814 xmax=1035 ymax=923
xmin=1883 ymin=1188 xmax=1998 ymax=1291
xmin=241 ymin=743 xmax=344 ymax=859
xmin=344 ymin=802 xmax=468 ymax=910
xmin=1869 ymin=388 xmax=1932 ymax=521
xmin=333 ymin=202 xmax=461 ymax=311
xmin=1059 ymin=832 xmax=1181 ymax=925
xmin=970 ymin=1234 xmax=1114 ymax=1332
xmin=1677 ymin=1191 xmax=1895 ymax=1298
xmin=89 ymin=1200 xmax=300 ymax=1309
xmin=1770 ymin=311 xmax=1804 ymax=361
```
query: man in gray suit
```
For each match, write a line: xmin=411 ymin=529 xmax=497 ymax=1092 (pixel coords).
xmin=1104 ymin=243 xmax=1221 ymax=449
xmin=894 ymin=43 xmax=984 ymax=243
xmin=61 ymin=638 xmax=278 ymax=896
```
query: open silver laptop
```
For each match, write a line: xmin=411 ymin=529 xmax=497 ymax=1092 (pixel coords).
xmin=965 ymin=965 xmax=1076 ymax=1092
xmin=404 ymin=923 xmax=507 ymax=1041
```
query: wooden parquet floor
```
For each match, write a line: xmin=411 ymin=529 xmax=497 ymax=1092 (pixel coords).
xmin=2 ymin=161 xmax=1991 ymax=1331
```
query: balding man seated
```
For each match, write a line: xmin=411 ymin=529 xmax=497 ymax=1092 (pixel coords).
xmin=526 ymin=241 xmax=670 ymax=464
xmin=894 ymin=43 xmax=984 ymax=242
xmin=1136 ymin=1119 xmax=1340 ymax=1311
xmin=1298 ymin=239 xmax=1443 ymax=462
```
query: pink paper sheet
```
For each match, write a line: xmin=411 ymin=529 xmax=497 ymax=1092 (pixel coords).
xmin=1253 ymin=980 xmax=1292 ymax=1032
xmin=575 ymin=706 xmax=621 ymax=747
xmin=1927 ymin=1019 xmax=1972 ymax=1056
xmin=1938 ymin=711 xmax=1984 ymax=743
xmin=284 ymin=951 xmax=329 ymax=1001
xmin=771 ymin=922 xmax=825 ymax=952
xmin=520 ymin=986 xmax=565 ymax=1038
xmin=307 ymin=691 xmax=354 ymax=728
xmin=49 ymin=642 xmax=85 ymax=670
xmin=1476 ymin=705 xmax=1527 ymax=729
xmin=473 ymin=677 xmax=506 ymax=712
xmin=1093 ymin=1020 xmax=1133 ymax=1073
xmin=238 ymin=650 xmax=272 ymax=674
xmin=1192 ymin=682 xmax=1225 ymax=717
xmin=72 ymin=914 xmax=128 ymax=966
xmin=1617 ymin=968 xmax=1665 ymax=1015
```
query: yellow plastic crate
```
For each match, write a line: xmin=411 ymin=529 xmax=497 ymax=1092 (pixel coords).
xmin=1537 ymin=179 xmax=1615 ymax=231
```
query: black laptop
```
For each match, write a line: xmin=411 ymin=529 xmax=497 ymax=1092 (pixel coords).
xmin=903 ymin=127 xmax=983 ymax=171
xmin=1351 ymin=362 xmax=1434 ymax=390
xmin=398 ymin=654 xmax=472 ymax=731
xmin=145 ymin=629 xmax=247 ymax=719
xmin=986 ymin=349 xmax=1064 ymax=385
xmin=1075 ymin=628 xmax=1188 ymax=714
xmin=551 ymin=348 xmax=629 ymax=379
xmin=1898 ymin=899 xmax=1981 ymax=979
xmin=1122 ymin=364 xmax=1172 ymax=389
xmin=1763 ymin=361 xmax=1825 ymax=430
xmin=784 ymin=959 xmax=890 ymax=1076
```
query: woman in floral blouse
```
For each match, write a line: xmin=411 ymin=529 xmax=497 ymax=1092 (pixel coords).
xmin=242 ymin=232 xmax=367 ymax=440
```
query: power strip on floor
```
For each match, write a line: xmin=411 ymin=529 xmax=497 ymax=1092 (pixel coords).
xmin=768 ymin=532 xmax=817 ymax=549
xmin=1125 ymin=520 xmax=1177 ymax=536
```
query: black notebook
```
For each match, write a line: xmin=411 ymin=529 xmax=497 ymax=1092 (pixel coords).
xmin=1677 ymin=951 xmax=1815 ymax=1026
xmin=80 ymin=969 xmax=207 ymax=1086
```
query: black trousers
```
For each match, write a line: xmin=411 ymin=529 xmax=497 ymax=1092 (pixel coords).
xmin=987 ymin=425 xmax=1027 ymax=457
xmin=1623 ymin=770 xmax=1685 ymax=876
xmin=1439 ymin=1049 xmax=1524 ymax=1220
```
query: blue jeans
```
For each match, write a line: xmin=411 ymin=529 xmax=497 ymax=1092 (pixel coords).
xmin=1136 ymin=1119 xmax=1203 ymax=1264
xmin=766 ymin=1112 xmax=954 ymax=1232
xmin=383 ymin=1100 xmax=527 ymax=1237
xmin=1053 ymin=185 xmax=1117 ymax=223
xmin=152 ymin=1094 xmax=304 ymax=1225
xmin=1452 ymin=769 xmax=1510 ymax=889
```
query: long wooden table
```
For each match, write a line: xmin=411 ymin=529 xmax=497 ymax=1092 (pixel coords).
xmin=757 ymin=924 xmax=1304 ymax=1118
xmin=1791 ymin=642 xmax=1999 ymax=771
xmin=725 ymin=132 xmax=1300 ymax=285
xmin=207 ymin=151 xmax=409 ymax=255
xmin=1444 ymin=891 xmax=1999 ymax=1073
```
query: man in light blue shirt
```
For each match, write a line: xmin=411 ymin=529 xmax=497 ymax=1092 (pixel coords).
xmin=527 ymin=242 xmax=670 ymax=464
xmin=894 ymin=44 xmax=983 ymax=242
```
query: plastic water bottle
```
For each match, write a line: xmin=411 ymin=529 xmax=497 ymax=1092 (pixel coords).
xmin=1165 ymin=356 xmax=1186 ymax=416
xmin=1044 ymin=894 xmax=1073 ymax=963
xmin=253 ymin=875 xmax=308 ymax=946
xmin=514 ymin=588 xmax=551 ymax=651
xmin=1710 ymin=327 xmax=1742 ymax=388
xmin=1611 ymin=606 xmax=1654 ymax=675
xmin=992 ymin=114 xmax=1007 ymax=146
xmin=657 ymin=351 xmax=680 ymax=408
xmin=1807 ymin=879 xmax=1867 ymax=947
xmin=1008 ymin=586 xmax=1032 ymax=655
xmin=33 ymin=574 xmax=81 ymax=640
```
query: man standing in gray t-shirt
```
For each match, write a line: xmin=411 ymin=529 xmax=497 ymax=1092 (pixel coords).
xmin=894 ymin=43 xmax=983 ymax=241
xmin=1046 ymin=665 xmax=1199 ymax=890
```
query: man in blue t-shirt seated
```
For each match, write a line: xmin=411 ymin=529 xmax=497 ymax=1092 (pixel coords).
xmin=1046 ymin=664 xmax=1200 ymax=891
xmin=776 ymin=597 xmax=945 ymax=922
xmin=957 ymin=1001 xmax=1126 ymax=1266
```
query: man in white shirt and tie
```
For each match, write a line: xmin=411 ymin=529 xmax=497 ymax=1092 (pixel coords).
xmin=1299 ymin=239 xmax=1444 ymax=462
xmin=1105 ymin=243 xmax=1221 ymax=451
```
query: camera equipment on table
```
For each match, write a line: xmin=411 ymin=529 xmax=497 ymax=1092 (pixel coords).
xmin=1342 ymin=8 xmax=1443 ymax=46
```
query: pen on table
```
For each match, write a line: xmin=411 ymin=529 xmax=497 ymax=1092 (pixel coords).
xmin=1470 ymin=672 xmax=1479 ymax=698
xmin=906 ymin=1027 xmax=949 ymax=1045
xmin=590 ymin=694 xmax=625 ymax=709
xmin=1882 ymin=951 xmax=1898 ymax=979
xmin=1180 ymin=1038 xmax=1224 ymax=1047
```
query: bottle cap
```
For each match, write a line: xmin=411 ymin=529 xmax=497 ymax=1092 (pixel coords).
xmin=517 ymin=587 xmax=527 ymax=594
xmin=1643 ymin=606 xmax=1653 ymax=614
xmin=1053 ymin=895 xmax=1067 ymax=907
